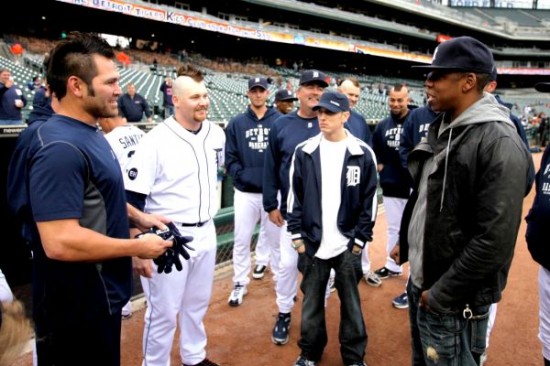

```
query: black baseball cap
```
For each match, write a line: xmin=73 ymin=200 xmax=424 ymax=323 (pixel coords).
xmin=313 ymin=90 xmax=350 ymax=113
xmin=535 ymin=83 xmax=550 ymax=93
xmin=299 ymin=69 xmax=329 ymax=87
xmin=413 ymin=36 xmax=495 ymax=75
xmin=248 ymin=77 xmax=268 ymax=90
xmin=275 ymin=89 xmax=298 ymax=102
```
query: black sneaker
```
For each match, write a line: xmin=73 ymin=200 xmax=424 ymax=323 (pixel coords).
xmin=294 ymin=355 xmax=317 ymax=366
xmin=373 ymin=266 xmax=402 ymax=280
xmin=252 ymin=264 xmax=267 ymax=280
xmin=272 ymin=312 xmax=291 ymax=345
xmin=182 ymin=358 xmax=219 ymax=366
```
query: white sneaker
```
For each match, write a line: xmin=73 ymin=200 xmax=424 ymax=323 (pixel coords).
xmin=480 ymin=350 xmax=488 ymax=366
xmin=364 ymin=271 xmax=382 ymax=287
xmin=228 ymin=284 xmax=247 ymax=307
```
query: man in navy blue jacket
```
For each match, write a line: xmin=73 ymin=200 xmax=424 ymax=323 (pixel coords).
xmin=399 ymin=104 xmax=439 ymax=169
xmin=263 ymin=69 xmax=329 ymax=346
xmin=338 ymin=77 xmax=380 ymax=288
xmin=287 ymin=90 xmax=377 ymax=366
xmin=225 ymin=76 xmax=282 ymax=306
xmin=526 ymin=81 xmax=550 ymax=366
xmin=372 ymin=84 xmax=412 ymax=294
xmin=118 ymin=82 xmax=153 ymax=123
xmin=338 ymin=77 xmax=373 ymax=147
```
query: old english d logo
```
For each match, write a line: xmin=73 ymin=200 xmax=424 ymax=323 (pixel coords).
xmin=346 ymin=166 xmax=360 ymax=186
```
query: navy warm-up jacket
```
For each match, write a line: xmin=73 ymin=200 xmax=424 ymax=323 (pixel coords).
xmin=287 ymin=133 xmax=378 ymax=256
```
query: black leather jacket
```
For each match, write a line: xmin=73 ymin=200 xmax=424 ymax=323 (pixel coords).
xmin=400 ymin=95 xmax=533 ymax=312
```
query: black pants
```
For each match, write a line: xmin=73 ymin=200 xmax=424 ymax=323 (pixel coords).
xmin=35 ymin=305 xmax=122 ymax=366
xmin=298 ymin=249 xmax=367 ymax=364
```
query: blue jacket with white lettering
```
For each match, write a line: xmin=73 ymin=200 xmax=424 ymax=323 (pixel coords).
xmin=287 ymin=133 xmax=378 ymax=256
xmin=225 ymin=106 xmax=280 ymax=193
xmin=526 ymin=145 xmax=550 ymax=271
xmin=373 ymin=113 xmax=411 ymax=198
xmin=399 ymin=105 xmax=439 ymax=169
xmin=263 ymin=111 xmax=320 ymax=217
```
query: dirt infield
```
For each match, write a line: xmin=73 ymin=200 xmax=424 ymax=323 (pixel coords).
xmin=13 ymin=153 xmax=544 ymax=366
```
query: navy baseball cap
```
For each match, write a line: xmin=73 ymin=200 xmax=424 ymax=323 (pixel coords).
xmin=535 ymin=83 xmax=550 ymax=93
xmin=490 ymin=68 xmax=498 ymax=81
xmin=299 ymin=69 xmax=329 ymax=87
xmin=275 ymin=89 xmax=298 ymax=102
xmin=248 ymin=77 xmax=268 ymax=90
xmin=413 ymin=36 xmax=495 ymax=75
xmin=313 ymin=90 xmax=350 ymax=113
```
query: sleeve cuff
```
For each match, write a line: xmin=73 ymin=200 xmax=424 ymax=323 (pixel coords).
xmin=290 ymin=232 xmax=302 ymax=240
xmin=354 ymin=238 xmax=365 ymax=248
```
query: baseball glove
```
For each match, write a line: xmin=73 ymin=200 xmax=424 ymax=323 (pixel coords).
xmin=136 ymin=223 xmax=194 ymax=274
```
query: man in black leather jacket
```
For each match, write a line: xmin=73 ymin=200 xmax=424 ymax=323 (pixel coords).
xmin=393 ymin=36 xmax=533 ymax=366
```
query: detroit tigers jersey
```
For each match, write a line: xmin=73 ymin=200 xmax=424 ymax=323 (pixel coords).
xmin=124 ymin=117 xmax=225 ymax=223
xmin=103 ymin=124 xmax=145 ymax=173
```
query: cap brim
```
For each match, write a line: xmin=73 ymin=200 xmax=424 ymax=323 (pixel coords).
xmin=249 ymin=84 xmax=267 ymax=90
xmin=300 ymin=80 xmax=329 ymax=88
xmin=535 ymin=83 xmax=550 ymax=93
xmin=411 ymin=65 xmax=467 ymax=72
xmin=277 ymin=97 xmax=298 ymax=102
xmin=313 ymin=102 xmax=342 ymax=113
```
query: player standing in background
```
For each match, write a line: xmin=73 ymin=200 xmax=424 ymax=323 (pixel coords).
xmin=124 ymin=64 xmax=225 ymax=366
xmin=98 ymin=113 xmax=146 ymax=320
xmin=225 ymin=76 xmax=282 ymax=306
xmin=393 ymin=101 xmax=439 ymax=309
xmin=338 ymin=77 xmax=380 ymax=288
xmin=399 ymin=103 xmax=439 ymax=169
xmin=527 ymin=82 xmax=550 ymax=366
xmin=13 ymin=31 xmax=171 ymax=366
xmin=338 ymin=77 xmax=373 ymax=147
xmin=159 ymin=76 xmax=174 ymax=119
xmin=372 ymin=84 xmax=412 ymax=305
xmin=263 ymin=69 xmax=329 ymax=346
xmin=274 ymin=89 xmax=298 ymax=115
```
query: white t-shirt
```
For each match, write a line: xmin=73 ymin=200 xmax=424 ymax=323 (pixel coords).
xmin=315 ymin=136 xmax=350 ymax=260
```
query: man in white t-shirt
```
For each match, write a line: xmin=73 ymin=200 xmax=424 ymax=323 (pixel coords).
xmin=286 ymin=90 xmax=378 ymax=366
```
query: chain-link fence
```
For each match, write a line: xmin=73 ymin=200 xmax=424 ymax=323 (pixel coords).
xmin=213 ymin=207 xmax=258 ymax=272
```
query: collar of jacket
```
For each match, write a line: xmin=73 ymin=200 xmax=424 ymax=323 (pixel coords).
xmin=301 ymin=132 xmax=365 ymax=156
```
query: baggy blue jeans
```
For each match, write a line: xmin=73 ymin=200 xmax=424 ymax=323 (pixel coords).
xmin=407 ymin=281 xmax=490 ymax=366
xmin=297 ymin=249 xmax=366 ymax=364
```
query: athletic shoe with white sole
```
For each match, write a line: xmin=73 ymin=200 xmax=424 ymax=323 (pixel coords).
xmin=252 ymin=264 xmax=267 ymax=279
xmin=392 ymin=292 xmax=408 ymax=309
xmin=363 ymin=271 xmax=382 ymax=287
xmin=228 ymin=284 xmax=247 ymax=307
xmin=272 ymin=312 xmax=291 ymax=345
xmin=374 ymin=266 xmax=402 ymax=279
xmin=294 ymin=355 xmax=317 ymax=366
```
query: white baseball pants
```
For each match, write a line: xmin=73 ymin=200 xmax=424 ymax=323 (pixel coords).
xmin=141 ymin=221 xmax=217 ymax=366
xmin=382 ymin=196 xmax=408 ymax=273
xmin=540 ymin=266 xmax=550 ymax=361
xmin=232 ymin=189 xmax=281 ymax=286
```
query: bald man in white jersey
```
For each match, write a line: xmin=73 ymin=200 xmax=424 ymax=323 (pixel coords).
xmin=124 ymin=64 xmax=225 ymax=366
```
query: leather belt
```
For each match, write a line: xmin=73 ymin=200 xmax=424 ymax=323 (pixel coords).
xmin=181 ymin=221 xmax=208 ymax=227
